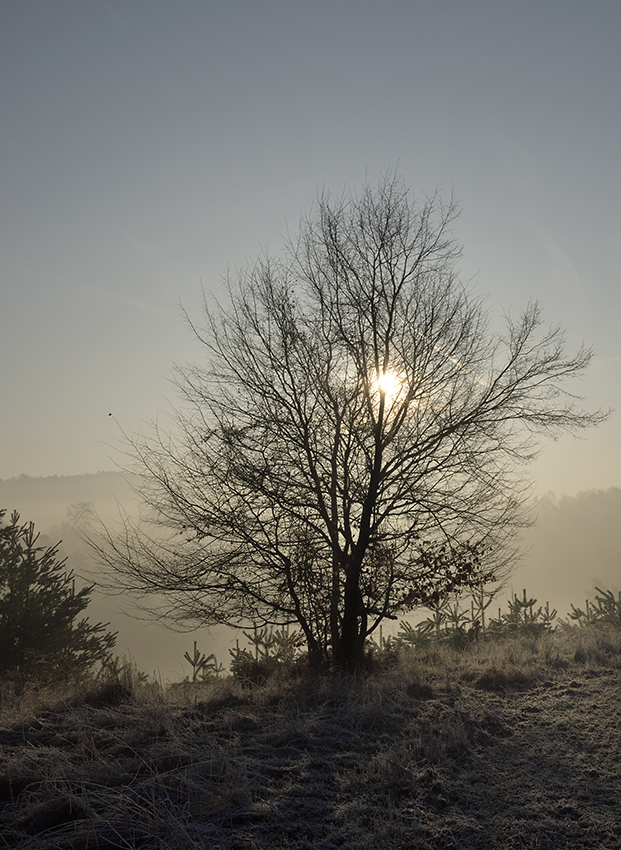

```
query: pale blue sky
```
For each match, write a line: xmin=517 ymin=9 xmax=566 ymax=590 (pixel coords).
xmin=2 ymin=1 xmax=620 ymax=495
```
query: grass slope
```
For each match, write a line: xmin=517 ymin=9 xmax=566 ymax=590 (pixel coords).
xmin=1 ymin=627 xmax=620 ymax=849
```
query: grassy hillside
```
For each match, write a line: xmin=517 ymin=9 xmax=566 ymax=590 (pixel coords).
xmin=1 ymin=626 xmax=620 ymax=849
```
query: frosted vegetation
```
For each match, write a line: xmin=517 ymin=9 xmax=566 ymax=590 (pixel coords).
xmin=1 ymin=586 xmax=620 ymax=849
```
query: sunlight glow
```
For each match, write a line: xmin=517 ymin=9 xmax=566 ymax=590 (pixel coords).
xmin=377 ymin=370 xmax=402 ymax=401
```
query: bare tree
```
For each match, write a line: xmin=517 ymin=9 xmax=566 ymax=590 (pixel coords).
xmin=94 ymin=175 xmax=605 ymax=670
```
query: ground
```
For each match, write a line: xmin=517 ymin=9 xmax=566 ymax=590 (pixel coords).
xmin=0 ymin=628 xmax=620 ymax=849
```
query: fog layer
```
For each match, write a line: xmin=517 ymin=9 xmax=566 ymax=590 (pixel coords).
xmin=1 ymin=474 xmax=618 ymax=680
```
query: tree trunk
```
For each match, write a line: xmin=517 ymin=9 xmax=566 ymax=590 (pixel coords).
xmin=334 ymin=567 xmax=366 ymax=671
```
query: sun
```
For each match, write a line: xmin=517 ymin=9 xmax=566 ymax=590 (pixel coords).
xmin=377 ymin=370 xmax=401 ymax=401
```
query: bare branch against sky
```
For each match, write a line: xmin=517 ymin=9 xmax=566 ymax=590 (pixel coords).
xmin=91 ymin=176 xmax=605 ymax=670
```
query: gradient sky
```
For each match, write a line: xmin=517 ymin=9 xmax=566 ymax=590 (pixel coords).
xmin=2 ymin=1 xmax=620 ymax=496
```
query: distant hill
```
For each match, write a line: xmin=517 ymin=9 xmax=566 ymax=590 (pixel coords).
xmin=0 ymin=471 xmax=142 ymax=530
xmin=513 ymin=487 xmax=621 ymax=620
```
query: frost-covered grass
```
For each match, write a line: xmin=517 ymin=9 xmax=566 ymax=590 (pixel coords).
xmin=1 ymin=625 xmax=620 ymax=849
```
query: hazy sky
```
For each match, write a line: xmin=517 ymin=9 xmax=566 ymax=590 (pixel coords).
xmin=2 ymin=1 xmax=620 ymax=495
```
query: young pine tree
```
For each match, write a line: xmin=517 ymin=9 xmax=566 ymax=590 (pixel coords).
xmin=0 ymin=509 xmax=116 ymax=680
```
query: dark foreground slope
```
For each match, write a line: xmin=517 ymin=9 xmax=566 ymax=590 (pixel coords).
xmin=1 ymin=629 xmax=620 ymax=849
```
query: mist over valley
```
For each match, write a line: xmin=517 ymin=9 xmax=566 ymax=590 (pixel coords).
xmin=1 ymin=472 xmax=618 ymax=682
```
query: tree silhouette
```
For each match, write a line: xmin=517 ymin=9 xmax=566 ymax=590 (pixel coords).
xmin=0 ymin=509 xmax=116 ymax=680
xmin=93 ymin=174 xmax=605 ymax=670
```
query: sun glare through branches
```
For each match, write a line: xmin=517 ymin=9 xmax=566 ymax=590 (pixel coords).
xmin=377 ymin=370 xmax=402 ymax=402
